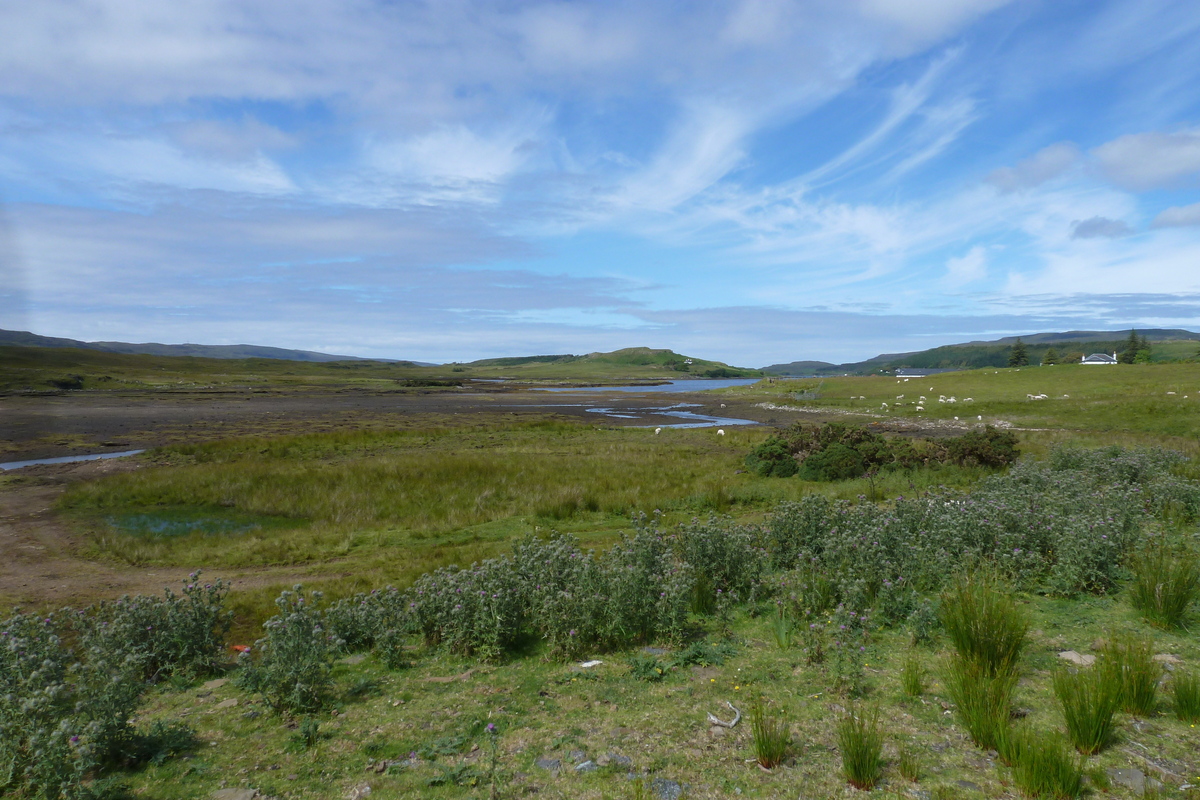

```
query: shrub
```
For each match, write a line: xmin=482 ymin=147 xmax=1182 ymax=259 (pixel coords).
xmin=1007 ymin=729 xmax=1084 ymax=799
xmin=1172 ymin=670 xmax=1200 ymax=723
xmin=944 ymin=426 xmax=1020 ymax=468
xmin=1100 ymin=633 xmax=1160 ymax=716
xmin=939 ymin=569 xmax=1028 ymax=676
xmin=799 ymin=442 xmax=865 ymax=481
xmin=674 ymin=517 xmax=767 ymax=606
xmin=837 ymin=705 xmax=883 ymax=790
xmin=1053 ymin=667 xmax=1121 ymax=754
xmin=237 ymin=586 xmax=342 ymax=714
xmin=1127 ymin=538 xmax=1200 ymax=629
xmin=943 ymin=655 xmax=1018 ymax=749
xmin=745 ymin=436 xmax=798 ymax=477
xmin=749 ymin=697 xmax=790 ymax=769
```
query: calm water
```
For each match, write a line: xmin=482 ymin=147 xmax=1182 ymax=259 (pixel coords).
xmin=0 ymin=450 xmax=145 ymax=471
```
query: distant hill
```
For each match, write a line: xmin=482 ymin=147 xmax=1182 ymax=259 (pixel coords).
xmin=465 ymin=347 xmax=761 ymax=378
xmin=763 ymin=329 xmax=1200 ymax=376
xmin=0 ymin=329 xmax=428 ymax=364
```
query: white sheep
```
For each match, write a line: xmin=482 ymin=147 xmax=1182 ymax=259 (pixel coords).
xmin=720 ymin=403 xmax=727 ymax=407
xmin=1062 ymin=394 xmax=1069 ymax=399
xmin=963 ymin=397 xmax=973 ymax=402
xmin=655 ymin=428 xmax=662 ymax=435
xmin=919 ymin=396 xmax=926 ymax=402
xmin=977 ymin=415 xmax=982 ymax=421
xmin=954 ymin=416 xmax=959 ymax=421
xmin=896 ymin=395 xmax=905 ymax=400
xmin=916 ymin=405 xmax=924 ymax=411
xmin=1167 ymin=391 xmax=1176 ymax=395
xmin=717 ymin=429 xmax=725 ymax=436
xmin=881 ymin=402 xmax=889 ymax=409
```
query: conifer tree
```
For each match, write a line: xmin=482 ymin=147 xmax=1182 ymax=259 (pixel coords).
xmin=1007 ymin=338 xmax=1029 ymax=367
xmin=1042 ymin=346 xmax=1060 ymax=365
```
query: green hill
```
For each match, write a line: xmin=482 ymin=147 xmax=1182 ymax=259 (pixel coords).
xmin=763 ymin=329 xmax=1200 ymax=376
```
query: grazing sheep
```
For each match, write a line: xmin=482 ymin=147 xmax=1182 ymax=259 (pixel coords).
xmin=1167 ymin=391 xmax=1176 ymax=395
xmin=916 ymin=405 xmax=924 ymax=411
xmin=1062 ymin=394 xmax=1069 ymax=399
xmin=919 ymin=396 xmax=926 ymax=402
xmin=963 ymin=397 xmax=973 ymax=402
xmin=717 ymin=429 xmax=725 ymax=436
xmin=977 ymin=415 xmax=982 ymax=421
xmin=1026 ymin=394 xmax=1035 ymax=400
xmin=655 ymin=428 xmax=662 ymax=435
xmin=954 ymin=416 xmax=959 ymax=421
xmin=721 ymin=403 xmax=727 ymax=407
xmin=897 ymin=395 xmax=905 ymax=400
xmin=881 ymin=402 xmax=889 ymax=409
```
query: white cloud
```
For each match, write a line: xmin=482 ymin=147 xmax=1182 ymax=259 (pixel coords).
xmin=1151 ymin=202 xmax=1200 ymax=229
xmin=986 ymin=142 xmax=1080 ymax=193
xmin=1092 ymin=129 xmax=1200 ymax=191
xmin=945 ymin=246 xmax=987 ymax=286
xmin=858 ymin=0 xmax=1013 ymax=50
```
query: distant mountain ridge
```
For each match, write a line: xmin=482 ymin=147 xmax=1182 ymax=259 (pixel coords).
xmin=0 ymin=329 xmax=430 ymax=364
xmin=763 ymin=328 xmax=1200 ymax=375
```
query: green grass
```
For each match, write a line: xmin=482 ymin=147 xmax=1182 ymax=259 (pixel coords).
xmin=837 ymin=705 xmax=883 ymax=790
xmin=1053 ymin=666 xmax=1121 ymax=754
xmin=1006 ymin=728 xmax=1084 ymax=799
xmin=1127 ymin=538 xmax=1200 ymax=629
xmin=1101 ymin=632 xmax=1161 ymax=716
xmin=748 ymin=696 xmax=790 ymax=769
xmin=1173 ymin=670 xmax=1200 ymax=723
xmin=939 ymin=569 xmax=1029 ymax=677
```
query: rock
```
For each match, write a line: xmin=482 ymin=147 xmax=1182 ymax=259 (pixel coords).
xmin=346 ymin=784 xmax=371 ymax=800
xmin=1153 ymin=654 xmax=1183 ymax=664
xmin=707 ymin=725 xmax=727 ymax=738
xmin=285 ymin=775 xmax=298 ymax=781
xmin=341 ymin=654 xmax=366 ymax=665
xmin=1057 ymin=650 xmax=1096 ymax=667
xmin=242 ymin=710 xmax=260 ymax=720
xmin=608 ymin=754 xmax=633 ymax=768
xmin=568 ymin=749 xmax=587 ymax=764
xmin=534 ymin=757 xmax=561 ymax=774
xmin=575 ymin=761 xmax=598 ymax=773
xmin=954 ymin=780 xmax=981 ymax=791
xmin=1090 ymin=638 xmax=1107 ymax=651
xmin=650 ymin=778 xmax=684 ymax=800
xmin=212 ymin=790 xmax=257 ymax=800
xmin=1107 ymin=768 xmax=1162 ymax=794
xmin=202 ymin=678 xmax=229 ymax=691
xmin=579 ymin=660 xmax=603 ymax=668
xmin=213 ymin=698 xmax=239 ymax=710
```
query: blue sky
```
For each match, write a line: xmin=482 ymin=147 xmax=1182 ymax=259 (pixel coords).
xmin=2 ymin=0 xmax=1200 ymax=366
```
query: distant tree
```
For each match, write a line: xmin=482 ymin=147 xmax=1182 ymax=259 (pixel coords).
xmin=1007 ymin=338 xmax=1029 ymax=367
xmin=1120 ymin=329 xmax=1141 ymax=364
xmin=1042 ymin=347 xmax=1060 ymax=366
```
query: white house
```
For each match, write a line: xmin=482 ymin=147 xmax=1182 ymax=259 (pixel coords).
xmin=1081 ymin=352 xmax=1118 ymax=364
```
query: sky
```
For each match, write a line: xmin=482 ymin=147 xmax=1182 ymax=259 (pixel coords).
xmin=2 ymin=0 xmax=1200 ymax=367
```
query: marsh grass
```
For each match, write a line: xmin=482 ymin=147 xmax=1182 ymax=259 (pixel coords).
xmin=900 ymin=652 xmax=925 ymax=698
xmin=1173 ymin=670 xmax=1200 ymax=722
xmin=1101 ymin=633 xmax=1161 ymax=716
xmin=769 ymin=604 xmax=794 ymax=650
xmin=1053 ymin=667 xmax=1121 ymax=754
xmin=1007 ymin=729 xmax=1084 ymax=799
xmin=943 ymin=655 xmax=1018 ymax=749
xmin=897 ymin=744 xmax=920 ymax=782
xmin=1127 ymin=538 xmax=1200 ymax=629
xmin=837 ymin=705 xmax=883 ymax=790
xmin=939 ymin=569 xmax=1028 ymax=677
xmin=748 ymin=696 xmax=790 ymax=769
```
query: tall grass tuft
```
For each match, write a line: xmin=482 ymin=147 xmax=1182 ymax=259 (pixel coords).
xmin=748 ymin=697 xmax=790 ymax=769
xmin=897 ymin=744 xmax=920 ymax=782
xmin=1053 ymin=667 xmax=1121 ymax=754
xmin=1127 ymin=538 xmax=1200 ymax=629
xmin=900 ymin=652 xmax=925 ymax=698
xmin=940 ymin=568 xmax=1029 ymax=677
xmin=1007 ymin=728 xmax=1085 ymax=799
xmin=1173 ymin=670 xmax=1200 ymax=722
xmin=837 ymin=705 xmax=884 ymax=790
xmin=1100 ymin=633 xmax=1161 ymax=716
xmin=944 ymin=655 xmax=1018 ymax=749
xmin=770 ymin=603 xmax=794 ymax=650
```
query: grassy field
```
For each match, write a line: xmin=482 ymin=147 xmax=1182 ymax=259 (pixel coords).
xmin=6 ymin=360 xmax=1200 ymax=800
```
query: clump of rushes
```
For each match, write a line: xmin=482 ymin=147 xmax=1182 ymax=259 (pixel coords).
xmin=1127 ymin=538 xmax=1200 ymax=629
xmin=940 ymin=568 xmax=1029 ymax=676
xmin=1053 ymin=666 xmax=1121 ymax=754
xmin=1173 ymin=670 xmax=1200 ymax=722
xmin=944 ymin=655 xmax=1018 ymax=749
xmin=900 ymin=652 xmax=925 ymax=698
xmin=748 ymin=696 xmax=790 ymax=769
xmin=1101 ymin=633 xmax=1161 ymax=716
xmin=940 ymin=569 xmax=1027 ymax=749
xmin=897 ymin=744 xmax=920 ymax=782
xmin=770 ymin=603 xmax=794 ymax=650
xmin=1007 ymin=729 xmax=1084 ymax=799
xmin=837 ymin=705 xmax=884 ymax=790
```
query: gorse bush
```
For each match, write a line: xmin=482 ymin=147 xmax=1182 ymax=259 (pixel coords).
xmin=1127 ymin=538 xmax=1200 ymax=629
xmin=238 ymin=587 xmax=342 ymax=714
xmin=1053 ymin=667 xmax=1121 ymax=754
